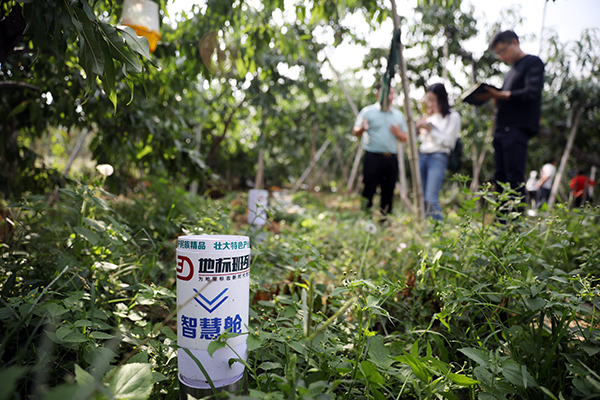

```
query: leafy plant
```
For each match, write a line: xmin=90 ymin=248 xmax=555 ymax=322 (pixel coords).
xmin=1 ymin=173 xmax=599 ymax=399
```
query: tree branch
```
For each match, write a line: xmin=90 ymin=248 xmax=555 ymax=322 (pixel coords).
xmin=572 ymin=145 xmax=600 ymax=168
xmin=0 ymin=81 xmax=41 ymax=91
xmin=205 ymin=95 xmax=246 ymax=164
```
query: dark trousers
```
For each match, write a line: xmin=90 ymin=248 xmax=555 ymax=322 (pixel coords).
xmin=362 ymin=151 xmax=399 ymax=215
xmin=493 ymin=128 xmax=530 ymax=199
xmin=536 ymin=187 xmax=551 ymax=208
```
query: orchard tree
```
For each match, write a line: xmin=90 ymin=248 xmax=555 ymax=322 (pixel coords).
xmin=0 ymin=0 xmax=396 ymax=199
xmin=541 ymin=29 xmax=600 ymax=205
xmin=0 ymin=0 xmax=154 ymax=197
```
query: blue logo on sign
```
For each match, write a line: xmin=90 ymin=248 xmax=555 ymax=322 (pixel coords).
xmin=193 ymin=288 xmax=229 ymax=313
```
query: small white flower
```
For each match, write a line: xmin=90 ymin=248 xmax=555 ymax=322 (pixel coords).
xmin=396 ymin=243 xmax=407 ymax=252
xmin=364 ymin=222 xmax=378 ymax=234
xmin=96 ymin=164 xmax=114 ymax=177
xmin=93 ymin=261 xmax=118 ymax=271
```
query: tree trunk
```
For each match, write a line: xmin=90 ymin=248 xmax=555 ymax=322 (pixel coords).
xmin=255 ymin=147 xmax=264 ymax=190
xmin=189 ymin=124 xmax=203 ymax=195
xmin=63 ymin=128 xmax=89 ymax=176
xmin=572 ymin=145 xmax=600 ymax=168
xmin=312 ymin=156 xmax=333 ymax=189
xmin=309 ymin=122 xmax=317 ymax=187
xmin=322 ymin=55 xmax=365 ymax=195
xmin=396 ymin=142 xmax=411 ymax=211
xmin=205 ymin=96 xmax=245 ymax=165
xmin=346 ymin=145 xmax=362 ymax=194
xmin=470 ymin=126 xmax=493 ymax=193
xmin=548 ymin=105 xmax=583 ymax=208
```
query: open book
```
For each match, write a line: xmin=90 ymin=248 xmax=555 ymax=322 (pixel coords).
xmin=461 ymin=83 xmax=500 ymax=106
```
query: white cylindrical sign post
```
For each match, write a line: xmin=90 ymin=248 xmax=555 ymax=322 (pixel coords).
xmin=247 ymin=189 xmax=268 ymax=226
xmin=177 ymin=235 xmax=250 ymax=389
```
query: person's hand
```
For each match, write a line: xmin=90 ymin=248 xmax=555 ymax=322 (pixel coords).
xmin=390 ymin=124 xmax=408 ymax=143
xmin=361 ymin=118 xmax=369 ymax=131
xmin=416 ymin=117 xmax=432 ymax=133
xmin=484 ymin=86 xmax=511 ymax=101
xmin=353 ymin=118 xmax=369 ymax=137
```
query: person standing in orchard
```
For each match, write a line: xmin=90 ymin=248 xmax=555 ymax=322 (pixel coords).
xmin=353 ymin=82 xmax=408 ymax=218
xmin=483 ymin=30 xmax=545 ymax=208
xmin=535 ymin=158 xmax=556 ymax=208
xmin=416 ymin=83 xmax=461 ymax=221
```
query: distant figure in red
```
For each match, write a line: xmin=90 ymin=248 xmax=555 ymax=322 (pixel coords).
xmin=569 ymin=169 xmax=596 ymax=208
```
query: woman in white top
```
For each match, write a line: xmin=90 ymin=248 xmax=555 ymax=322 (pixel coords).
xmin=416 ymin=83 xmax=461 ymax=221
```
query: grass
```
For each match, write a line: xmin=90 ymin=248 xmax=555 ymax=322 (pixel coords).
xmin=0 ymin=177 xmax=599 ymax=399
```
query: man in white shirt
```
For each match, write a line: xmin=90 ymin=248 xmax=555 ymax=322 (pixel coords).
xmin=353 ymin=82 xmax=408 ymax=216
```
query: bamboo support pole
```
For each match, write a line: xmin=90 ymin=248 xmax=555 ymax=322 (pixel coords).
xmin=390 ymin=0 xmax=424 ymax=219
xmin=548 ymin=106 xmax=583 ymax=208
xmin=290 ymin=139 xmax=330 ymax=195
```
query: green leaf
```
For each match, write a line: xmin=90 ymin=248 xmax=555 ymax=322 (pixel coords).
xmin=44 ymin=303 xmax=69 ymax=319
xmin=0 ymin=307 xmax=13 ymax=320
xmin=439 ymin=391 xmax=459 ymax=400
xmin=207 ymin=339 xmax=227 ymax=357
xmin=579 ymin=343 xmax=600 ymax=356
xmin=136 ymin=144 xmax=153 ymax=159
xmin=360 ymin=360 xmax=384 ymax=387
xmin=83 ymin=346 xmax=117 ymax=375
xmin=43 ymin=385 xmax=82 ymax=400
xmin=459 ymin=347 xmax=490 ymax=367
xmin=152 ymin=371 xmax=168 ymax=382
xmin=501 ymin=360 xmax=538 ymax=388
xmin=74 ymin=364 xmax=95 ymax=389
xmin=367 ymin=335 xmax=393 ymax=368
xmin=71 ymin=7 xmax=104 ymax=75
xmin=448 ymin=372 xmax=480 ymax=386
xmin=99 ymin=29 xmax=117 ymax=110
xmin=525 ymin=297 xmax=546 ymax=311
xmin=74 ymin=319 xmax=92 ymax=327
xmin=106 ymin=363 xmax=153 ymax=400
xmin=80 ymin=0 xmax=97 ymax=21
xmin=7 ymin=100 xmax=30 ymax=120
xmin=530 ymin=284 xmax=543 ymax=297
xmin=371 ymin=387 xmax=387 ymax=400
xmin=99 ymin=22 xmax=143 ymax=74
xmin=247 ymin=333 xmax=262 ymax=351
xmin=288 ymin=339 xmax=307 ymax=355
xmin=63 ymin=332 xmax=89 ymax=343
xmin=539 ymin=387 xmax=560 ymax=400
xmin=473 ymin=365 xmax=493 ymax=387
xmin=0 ymin=367 xmax=28 ymax=400
xmin=161 ymin=326 xmax=177 ymax=341
xmin=89 ymin=331 xmax=116 ymax=340
xmin=431 ymin=333 xmax=449 ymax=363
xmin=235 ymin=56 xmax=247 ymax=76
xmin=56 ymin=326 xmax=73 ymax=341
xmin=74 ymin=227 xmax=100 ymax=245
xmin=258 ymin=361 xmax=282 ymax=371
xmin=395 ymin=351 xmax=431 ymax=383
xmin=119 ymin=26 xmax=151 ymax=60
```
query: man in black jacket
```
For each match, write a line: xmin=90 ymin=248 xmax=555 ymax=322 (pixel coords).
xmin=485 ymin=30 xmax=545 ymax=202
